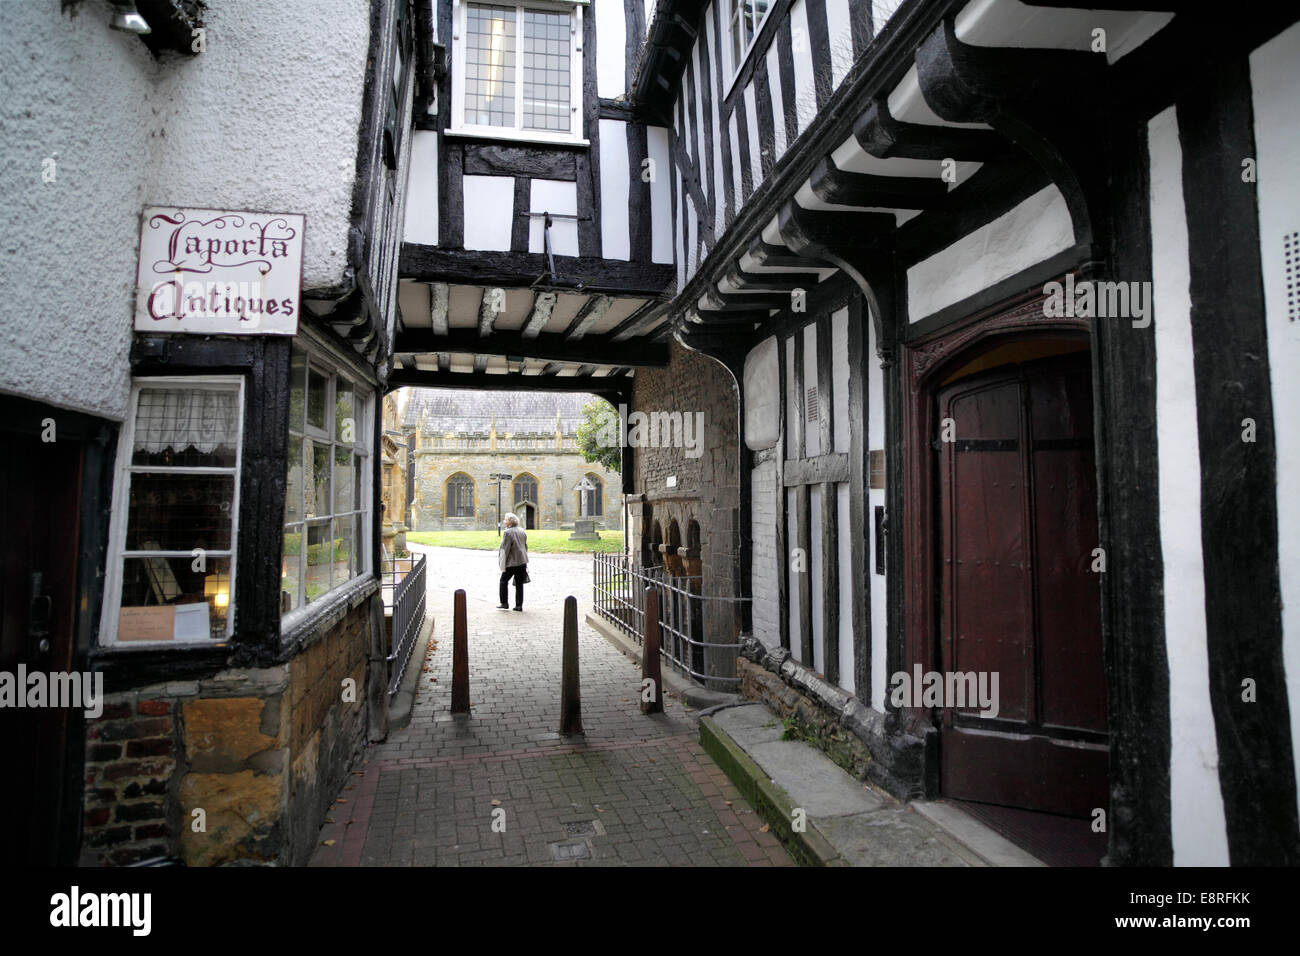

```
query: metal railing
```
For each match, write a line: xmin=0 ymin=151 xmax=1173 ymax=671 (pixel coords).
xmin=592 ymin=552 xmax=743 ymax=688
xmin=382 ymin=551 xmax=426 ymax=696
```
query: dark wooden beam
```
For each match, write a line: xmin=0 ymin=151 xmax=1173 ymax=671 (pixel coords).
xmin=853 ymin=95 xmax=1004 ymax=162
xmin=392 ymin=328 xmax=669 ymax=367
xmin=808 ymin=155 xmax=948 ymax=210
xmin=388 ymin=369 xmax=622 ymax=393
xmin=609 ymin=300 xmax=666 ymax=341
xmin=401 ymin=244 xmax=674 ymax=297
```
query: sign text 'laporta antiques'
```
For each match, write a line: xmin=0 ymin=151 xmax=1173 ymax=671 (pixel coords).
xmin=134 ymin=206 xmax=305 ymax=335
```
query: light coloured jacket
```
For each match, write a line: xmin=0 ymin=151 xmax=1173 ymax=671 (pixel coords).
xmin=499 ymin=526 xmax=528 ymax=570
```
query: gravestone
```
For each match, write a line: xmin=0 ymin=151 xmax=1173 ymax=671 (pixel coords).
xmin=569 ymin=519 xmax=600 ymax=541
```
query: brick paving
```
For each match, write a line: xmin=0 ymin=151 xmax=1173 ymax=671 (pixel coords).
xmin=310 ymin=546 xmax=792 ymax=867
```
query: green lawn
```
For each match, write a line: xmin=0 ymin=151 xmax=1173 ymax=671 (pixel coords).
xmin=406 ymin=529 xmax=625 ymax=554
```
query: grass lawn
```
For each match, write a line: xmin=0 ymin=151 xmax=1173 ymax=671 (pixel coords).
xmin=406 ymin=529 xmax=625 ymax=554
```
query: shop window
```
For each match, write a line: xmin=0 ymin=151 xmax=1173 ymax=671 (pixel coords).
xmin=281 ymin=345 xmax=373 ymax=613
xmin=101 ymin=377 xmax=244 ymax=644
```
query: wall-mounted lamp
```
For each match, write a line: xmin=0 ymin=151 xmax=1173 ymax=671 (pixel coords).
xmin=109 ymin=1 xmax=151 ymax=34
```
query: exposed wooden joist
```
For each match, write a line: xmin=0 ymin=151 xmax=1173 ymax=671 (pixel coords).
xmin=807 ymin=155 xmax=948 ymax=209
xmin=478 ymin=287 xmax=501 ymax=336
xmin=430 ymin=281 xmax=449 ymax=335
xmin=401 ymin=244 xmax=674 ymax=298
xmin=392 ymin=328 xmax=669 ymax=367
xmin=608 ymin=300 xmax=667 ymax=342
xmin=565 ymin=295 xmax=612 ymax=340
xmin=472 ymin=355 xmax=488 ymax=373
xmin=521 ymin=291 xmax=558 ymax=339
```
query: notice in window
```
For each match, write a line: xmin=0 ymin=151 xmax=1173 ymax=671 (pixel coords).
xmin=117 ymin=605 xmax=176 ymax=642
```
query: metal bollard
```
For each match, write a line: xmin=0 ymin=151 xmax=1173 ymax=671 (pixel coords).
xmin=642 ymin=587 xmax=663 ymax=715
xmin=451 ymin=588 xmax=470 ymax=714
xmin=560 ymin=595 xmax=583 ymax=735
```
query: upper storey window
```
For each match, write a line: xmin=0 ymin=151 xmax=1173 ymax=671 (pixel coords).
xmin=726 ymin=0 xmax=772 ymax=83
xmin=449 ymin=1 xmax=588 ymax=146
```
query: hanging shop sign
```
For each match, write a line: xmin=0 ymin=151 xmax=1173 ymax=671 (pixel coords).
xmin=134 ymin=206 xmax=305 ymax=335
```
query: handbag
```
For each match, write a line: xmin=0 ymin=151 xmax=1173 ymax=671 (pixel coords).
xmin=521 ymin=566 xmax=531 ymax=584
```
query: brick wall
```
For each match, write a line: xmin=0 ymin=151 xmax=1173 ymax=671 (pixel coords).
xmin=81 ymin=593 xmax=375 ymax=866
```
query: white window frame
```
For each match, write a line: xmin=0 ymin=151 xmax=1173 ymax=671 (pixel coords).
xmin=100 ymin=375 xmax=245 ymax=647
xmin=281 ymin=343 xmax=375 ymax=619
xmin=724 ymin=0 xmax=774 ymax=94
xmin=447 ymin=0 xmax=590 ymax=146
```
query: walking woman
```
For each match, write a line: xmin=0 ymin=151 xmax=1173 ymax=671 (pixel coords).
xmin=498 ymin=512 xmax=529 ymax=611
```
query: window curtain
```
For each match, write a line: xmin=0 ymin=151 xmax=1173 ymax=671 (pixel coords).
xmin=134 ymin=387 xmax=240 ymax=455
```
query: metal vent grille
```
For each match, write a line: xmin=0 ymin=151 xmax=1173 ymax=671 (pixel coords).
xmin=805 ymin=386 xmax=818 ymax=423
xmin=1287 ymin=230 xmax=1299 ymax=322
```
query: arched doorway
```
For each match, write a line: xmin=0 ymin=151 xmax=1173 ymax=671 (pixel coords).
xmin=904 ymin=302 xmax=1107 ymax=859
xmin=513 ymin=473 xmax=538 ymax=529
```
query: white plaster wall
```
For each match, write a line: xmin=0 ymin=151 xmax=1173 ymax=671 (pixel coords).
xmin=790 ymin=0 xmax=816 ymax=136
xmin=743 ymin=84 xmax=763 ymax=191
xmin=868 ymin=304 xmax=887 ymax=712
xmin=825 ymin=0 xmax=855 ymax=90
xmin=0 ymin=0 xmax=371 ymax=423
xmin=906 ymin=185 xmax=1075 ymax=322
xmin=465 ymin=174 xmax=516 ymax=251
xmin=765 ymin=43 xmax=787 ymax=162
xmin=599 ymin=119 xmax=630 ymax=260
xmin=1148 ymin=105 xmax=1230 ymax=867
xmin=648 ymin=126 xmax=673 ymax=264
xmin=1249 ymin=20 xmax=1300 ymax=828
xmin=145 ymin=0 xmax=370 ymax=293
xmin=596 ymin=0 xmax=627 ymax=98
xmin=0 ymin=1 xmax=155 ymax=421
xmin=403 ymin=130 xmax=440 ymax=245
xmin=802 ymin=322 xmax=820 ymax=457
xmin=787 ymin=487 xmax=800 ymax=661
xmin=810 ymin=483 xmax=825 ymax=674
xmin=529 ymin=179 xmax=579 ymax=256
xmin=750 ymin=458 xmax=781 ymax=648
xmin=744 ymin=336 xmax=781 ymax=450
xmin=837 ymin=483 xmax=854 ymax=692
xmin=832 ymin=308 xmax=850 ymax=453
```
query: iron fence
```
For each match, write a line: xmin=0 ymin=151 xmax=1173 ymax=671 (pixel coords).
xmin=592 ymin=552 xmax=743 ymax=687
xmin=382 ymin=551 xmax=426 ymax=696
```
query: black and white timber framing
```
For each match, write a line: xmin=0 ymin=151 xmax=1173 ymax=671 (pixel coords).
xmin=392 ymin=0 xmax=1300 ymax=866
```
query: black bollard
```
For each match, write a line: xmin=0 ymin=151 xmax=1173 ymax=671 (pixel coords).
xmin=642 ymin=587 xmax=663 ymax=714
xmin=451 ymin=588 xmax=470 ymax=714
xmin=560 ymin=595 xmax=583 ymax=735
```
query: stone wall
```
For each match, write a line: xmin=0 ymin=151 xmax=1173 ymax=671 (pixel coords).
xmin=411 ymin=448 xmax=619 ymax=532
xmin=81 ymin=594 xmax=373 ymax=866
xmin=737 ymin=638 xmax=932 ymax=802
xmin=628 ymin=341 xmax=741 ymax=682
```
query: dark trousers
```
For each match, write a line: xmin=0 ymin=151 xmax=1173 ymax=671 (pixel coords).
xmin=499 ymin=565 xmax=526 ymax=608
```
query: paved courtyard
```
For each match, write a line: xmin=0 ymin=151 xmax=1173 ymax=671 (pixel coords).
xmin=310 ymin=545 xmax=792 ymax=866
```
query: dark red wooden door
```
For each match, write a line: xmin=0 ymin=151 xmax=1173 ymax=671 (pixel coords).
xmin=0 ymin=430 xmax=83 ymax=865
xmin=936 ymin=353 xmax=1107 ymax=817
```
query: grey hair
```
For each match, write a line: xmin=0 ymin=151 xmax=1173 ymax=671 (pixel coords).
xmin=503 ymin=512 xmax=519 ymax=527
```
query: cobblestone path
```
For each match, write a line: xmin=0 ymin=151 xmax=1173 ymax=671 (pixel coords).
xmin=310 ymin=546 xmax=792 ymax=867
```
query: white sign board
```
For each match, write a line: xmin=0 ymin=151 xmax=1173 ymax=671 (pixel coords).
xmin=134 ymin=206 xmax=305 ymax=335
